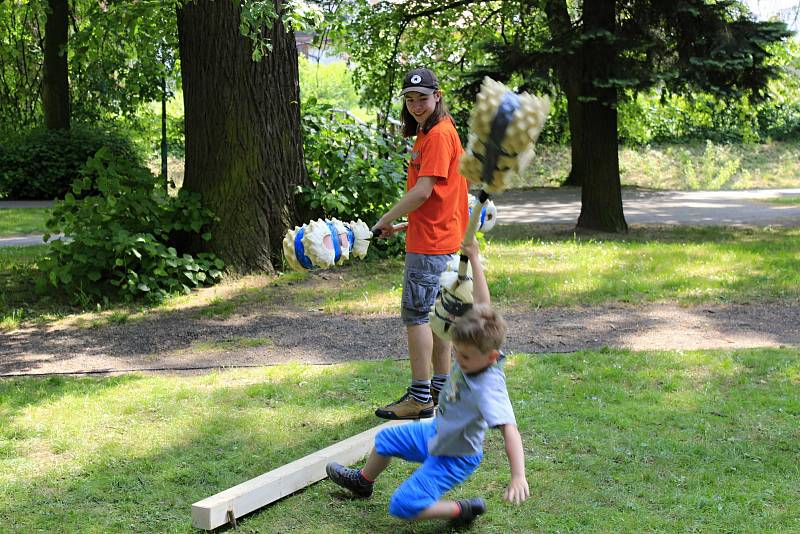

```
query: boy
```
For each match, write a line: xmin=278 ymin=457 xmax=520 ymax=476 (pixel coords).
xmin=326 ymin=238 xmax=529 ymax=526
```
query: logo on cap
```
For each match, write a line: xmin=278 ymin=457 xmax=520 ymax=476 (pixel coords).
xmin=410 ymin=75 xmax=422 ymax=84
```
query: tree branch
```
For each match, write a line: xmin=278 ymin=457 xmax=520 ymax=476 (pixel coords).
xmin=401 ymin=0 xmax=482 ymax=21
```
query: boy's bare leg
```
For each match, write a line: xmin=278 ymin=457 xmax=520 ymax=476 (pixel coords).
xmin=413 ymin=500 xmax=459 ymax=520
xmin=361 ymin=448 xmax=391 ymax=481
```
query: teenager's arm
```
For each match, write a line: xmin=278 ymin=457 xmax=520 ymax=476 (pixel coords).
xmin=500 ymin=423 xmax=529 ymax=505
xmin=462 ymin=238 xmax=490 ymax=305
xmin=371 ymin=176 xmax=436 ymax=236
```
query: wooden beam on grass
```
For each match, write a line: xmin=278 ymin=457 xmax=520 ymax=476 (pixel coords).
xmin=191 ymin=419 xmax=408 ymax=530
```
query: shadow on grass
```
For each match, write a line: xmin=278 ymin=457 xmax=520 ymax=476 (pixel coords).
xmin=1 ymin=349 xmax=798 ymax=532
xmin=2 ymin=226 xmax=800 ymax=376
xmin=487 ymin=224 xmax=800 ymax=306
xmin=0 ymin=365 xmax=436 ymax=532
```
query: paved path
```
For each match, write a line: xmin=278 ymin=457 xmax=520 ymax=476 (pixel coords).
xmin=2 ymin=189 xmax=799 ymax=248
xmin=494 ymin=187 xmax=800 ymax=226
xmin=0 ymin=200 xmax=54 ymax=209
xmin=0 ymin=234 xmax=63 ymax=247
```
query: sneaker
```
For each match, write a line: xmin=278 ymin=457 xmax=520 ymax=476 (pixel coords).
xmin=451 ymin=498 xmax=487 ymax=526
xmin=325 ymin=462 xmax=374 ymax=498
xmin=374 ymin=389 xmax=434 ymax=420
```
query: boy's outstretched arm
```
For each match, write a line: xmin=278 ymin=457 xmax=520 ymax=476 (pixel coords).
xmin=500 ymin=423 xmax=529 ymax=505
xmin=461 ymin=237 xmax=490 ymax=306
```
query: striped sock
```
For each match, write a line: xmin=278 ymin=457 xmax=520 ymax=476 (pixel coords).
xmin=409 ymin=380 xmax=431 ymax=403
xmin=431 ymin=373 xmax=449 ymax=394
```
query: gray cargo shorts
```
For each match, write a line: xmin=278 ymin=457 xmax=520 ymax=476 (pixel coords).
xmin=400 ymin=252 xmax=457 ymax=326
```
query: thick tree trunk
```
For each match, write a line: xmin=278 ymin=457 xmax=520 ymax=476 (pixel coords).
xmin=42 ymin=0 xmax=70 ymax=130
xmin=575 ymin=101 xmax=626 ymax=231
xmin=575 ymin=0 xmax=627 ymax=232
xmin=177 ymin=0 xmax=312 ymax=273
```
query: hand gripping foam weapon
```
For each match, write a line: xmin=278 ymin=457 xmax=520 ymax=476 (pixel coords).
xmin=430 ymin=77 xmax=550 ymax=340
xmin=282 ymin=195 xmax=497 ymax=272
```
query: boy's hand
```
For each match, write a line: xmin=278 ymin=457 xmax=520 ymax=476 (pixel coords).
xmin=503 ymin=476 xmax=529 ymax=504
xmin=461 ymin=236 xmax=480 ymax=259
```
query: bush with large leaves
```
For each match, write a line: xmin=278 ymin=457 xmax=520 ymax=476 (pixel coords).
xmin=0 ymin=125 xmax=145 ymax=200
xmin=39 ymin=148 xmax=223 ymax=304
xmin=300 ymin=99 xmax=408 ymax=256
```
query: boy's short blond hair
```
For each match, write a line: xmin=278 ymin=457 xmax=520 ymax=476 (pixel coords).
xmin=450 ymin=303 xmax=507 ymax=354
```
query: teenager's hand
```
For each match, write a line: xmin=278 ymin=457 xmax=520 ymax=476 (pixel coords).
xmin=503 ymin=476 xmax=529 ymax=505
xmin=371 ymin=221 xmax=408 ymax=237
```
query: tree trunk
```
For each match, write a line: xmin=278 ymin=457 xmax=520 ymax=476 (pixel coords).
xmin=575 ymin=0 xmax=627 ymax=232
xmin=42 ymin=0 xmax=70 ymax=130
xmin=561 ymin=76 xmax=585 ymax=187
xmin=544 ymin=0 xmax=585 ymax=187
xmin=177 ymin=0 xmax=312 ymax=273
xmin=574 ymin=101 xmax=626 ymax=231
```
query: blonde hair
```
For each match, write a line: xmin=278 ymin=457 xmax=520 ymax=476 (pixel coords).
xmin=450 ymin=304 xmax=507 ymax=354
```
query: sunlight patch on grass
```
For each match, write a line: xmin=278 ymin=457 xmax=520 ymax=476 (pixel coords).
xmin=1 ymin=349 xmax=799 ymax=531
xmin=517 ymin=141 xmax=800 ymax=190
xmin=763 ymin=196 xmax=800 ymax=206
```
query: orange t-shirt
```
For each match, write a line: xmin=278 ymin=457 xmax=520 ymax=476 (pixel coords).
xmin=406 ymin=119 xmax=469 ymax=254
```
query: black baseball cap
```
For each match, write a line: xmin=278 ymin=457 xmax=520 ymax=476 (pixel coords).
xmin=400 ymin=68 xmax=439 ymax=96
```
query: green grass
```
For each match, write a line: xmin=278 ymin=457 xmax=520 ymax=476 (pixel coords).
xmin=271 ymin=226 xmax=800 ymax=314
xmin=764 ymin=195 xmax=800 ymax=206
xmin=3 ymin=226 xmax=798 ymax=330
xmin=0 ymin=208 xmax=51 ymax=236
xmin=518 ymin=141 xmax=800 ymax=190
xmin=485 ymin=225 xmax=800 ymax=307
xmin=0 ymin=348 xmax=797 ymax=532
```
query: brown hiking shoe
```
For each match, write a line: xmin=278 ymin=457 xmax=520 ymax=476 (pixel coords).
xmin=375 ymin=390 xmax=434 ymax=420
xmin=431 ymin=388 xmax=440 ymax=407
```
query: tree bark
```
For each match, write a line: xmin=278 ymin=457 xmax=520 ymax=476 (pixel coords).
xmin=177 ymin=0 xmax=312 ymax=273
xmin=42 ymin=0 xmax=70 ymax=130
xmin=575 ymin=0 xmax=627 ymax=232
xmin=544 ymin=0 xmax=585 ymax=187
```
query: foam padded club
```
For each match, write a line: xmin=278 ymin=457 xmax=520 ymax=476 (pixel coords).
xmin=460 ymin=77 xmax=550 ymax=194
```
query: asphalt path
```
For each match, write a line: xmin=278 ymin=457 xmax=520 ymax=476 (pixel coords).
xmin=2 ymin=188 xmax=800 ymax=248
xmin=493 ymin=187 xmax=800 ymax=226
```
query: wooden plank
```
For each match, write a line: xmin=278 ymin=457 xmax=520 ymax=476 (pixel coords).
xmin=191 ymin=419 xmax=408 ymax=530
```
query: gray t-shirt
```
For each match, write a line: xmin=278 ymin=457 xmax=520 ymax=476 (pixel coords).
xmin=428 ymin=355 xmax=516 ymax=457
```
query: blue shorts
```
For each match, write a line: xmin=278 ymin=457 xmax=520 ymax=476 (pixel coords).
xmin=401 ymin=253 xmax=457 ymax=326
xmin=374 ymin=421 xmax=482 ymax=519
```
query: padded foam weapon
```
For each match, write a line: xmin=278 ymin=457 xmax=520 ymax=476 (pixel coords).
xmin=282 ymin=196 xmax=497 ymax=272
xmin=430 ymin=77 xmax=550 ymax=340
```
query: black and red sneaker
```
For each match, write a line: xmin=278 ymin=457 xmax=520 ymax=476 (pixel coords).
xmin=451 ymin=498 xmax=487 ymax=526
xmin=325 ymin=462 xmax=374 ymax=498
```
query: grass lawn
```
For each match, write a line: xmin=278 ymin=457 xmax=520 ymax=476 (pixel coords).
xmin=0 ymin=208 xmax=51 ymax=236
xmin=2 ymin=226 xmax=799 ymax=330
xmin=258 ymin=225 xmax=800 ymax=316
xmin=764 ymin=195 xmax=800 ymax=206
xmin=0 ymin=348 xmax=797 ymax=532
xmin=518 ymin=141 xmax=800 ymax=190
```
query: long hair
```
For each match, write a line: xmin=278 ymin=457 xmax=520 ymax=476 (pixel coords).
xmin=400 ymin=92 xmax=455 ymax=137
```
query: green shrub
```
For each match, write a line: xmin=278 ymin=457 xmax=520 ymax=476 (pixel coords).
xmin=0 ymin=125 xmax=146 ymax=200
xmin=300 ymin=99 xmax=407 ymax=256
xmin=39 ymin=148 xmax=223 ymax=304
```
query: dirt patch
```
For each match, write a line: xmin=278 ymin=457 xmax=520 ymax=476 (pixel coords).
xmin=2 ymin=299 xmax=798 ymax=377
